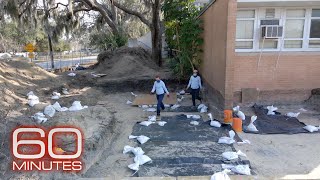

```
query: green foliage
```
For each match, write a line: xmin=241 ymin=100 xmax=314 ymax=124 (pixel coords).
xmin=0 ymin=21 xmax=71 ymax=53
xmin=89 ymin=30 xmax=128 ymax=51
xmin=163 ymin=0 xmax=203 ymax=79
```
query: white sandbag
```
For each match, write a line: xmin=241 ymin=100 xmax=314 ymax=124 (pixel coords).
xmin=27 ymin=93 xmax=40 ymax=107
xmin=299 ymin=108 xmax=307 ymax=112
xmin=190 ymin=121 xmax=199 ymax=125
xmin=145 ymin=108 xmax=156 ymax=112
xmin=171 ymin=104 xmax=180 ymax=110
xmin=218 ymin=137 xmax=235 ymax=145
xmin=131 ymin=92 xmax=138 ymax=97
xmin=62 ymin=88 xmax=70 ymax=95
xmin=237 ymin=110 xmax=245 ymax=120
xmin=177 ymin=96 xmax=184 ymax=102
xmin=27 ymin=91 xmax=34 ymax=96
xmin=237 ymin=139 xmax=251 ymax=145
xmin=128 ymin=162 xmax=139 ymax=171
xmin=222 ymin=150 xmax=247 ymax=161
xmin=140 ymin=121 xmax=153 ymax=126
xmin=131 ymin=147 xmax=145 ymax=156
xmin=211 ymin=169 xmax=231 ymax=180
xmin=267 ymin=105 xmax=278 ymax=115
xmin=158 ymin=121 xmax=167 ymax=126
xmin=231 ymin=165 xmax=251 ymax=175
xmin=134 ymin=155 xmax=152 ymax=165
xmin=44 ymin=105 xmax=56 ymax=117
xmin=246 ymin=115 xmax=258 ymax=132
xmin=210 ymin=120 xmax=221 ymax=128
xmin=208 ymin=113 xmax=213 ymax=121
xmin=179 ymin=90 xmax=186 ymax=95
xmin=141 ymin=105 xmax=149 ymax=108
xmin=200 ymin=106 xmax=208 ymax=113
xmin=68 ymin=72 xmax=76 ymax=77
xmin=136 ymin=135 xmax=150 ymax=144
xmin=28 ymin=94 xmax=38 ymax=100
xmin=32 ymin=112 xmax=48 ymax=123
xmin=303 ymin=125 xmax=319 ymax=133
xmin=52 ymin=102 xmax=68 ymax=112
xmin=286 ymin=112 xmax=300 ymax=118
xmin=51 ymin=92 xmax=61 ymax=100
xmin=148 ymin=115 xmax=156 ymax=122
xmin=69 ymin=101 xmax=87 ymax=111
xmin=198 ymin=104 xmax=205 ymax=110
xmin=28 ymin=99 xmax=40 ymax=107
xmin=233 ymin=106 xmax=240 ymax=112
xmin=187 ymin=115 xmax=201 ymax=119
xmin=222 ymin=152 xmax=238 ymax=160
xmin=218 ymin=130 xmax=235 ymax=144
xmin=126 ymin=100 xmax=132 ymax=105
xmin=129 ymin=135 xmax=137 ymax=139
xmin=221 ymin=164 xmax=235 ymax=169
xmin=123 ymin=145 xmax=134 ymax=154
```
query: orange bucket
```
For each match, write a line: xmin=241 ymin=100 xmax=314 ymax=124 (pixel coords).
xmin=232 ymin=118 xmax=242 ymax=132
xmin=224 ymin=110 xmax=233 ymax=124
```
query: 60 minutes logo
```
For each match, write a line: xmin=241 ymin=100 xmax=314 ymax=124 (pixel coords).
xmin=11 ymin=126 xmax=84 ymax=172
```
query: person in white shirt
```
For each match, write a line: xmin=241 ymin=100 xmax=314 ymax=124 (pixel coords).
xmin=186 ymin=69 xmax=202 ymax=106
xmin=151 ymin=75 xmax=170 ymax=116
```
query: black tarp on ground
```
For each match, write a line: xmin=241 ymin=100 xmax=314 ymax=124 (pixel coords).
xmin=131 ymin=114 xmax=250 ymax=177
xmin=242 ymin=104 xmax=309 ymax=134
xmin=162 ymin=106 xmax=199 ymax=112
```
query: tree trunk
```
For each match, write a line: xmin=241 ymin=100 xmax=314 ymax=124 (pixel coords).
xmin=48 ymin=34 xmax=54 ymax=69
xmin=151 ymin=0 xmax=162 ymax=66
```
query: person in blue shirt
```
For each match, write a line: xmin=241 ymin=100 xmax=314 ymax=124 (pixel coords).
xmin=151 ymin=75 xmax=170 ymax=116
xmin=186 ymin=69 xmax=202 ymax=106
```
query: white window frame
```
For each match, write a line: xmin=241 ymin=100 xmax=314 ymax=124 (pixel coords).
xmin=235 ymin=7 xmax=320 ymax=52
xmin=282 ymin=8 xmax=307 ymax=50
xmin=235 ymin=8 xmax=257 ymax=50
xmin=308 ymin=9 xmax=320 ymax=49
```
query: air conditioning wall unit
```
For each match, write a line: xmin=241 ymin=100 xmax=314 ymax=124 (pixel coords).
xmin=261 ymin=25 xmax=283 ymax=39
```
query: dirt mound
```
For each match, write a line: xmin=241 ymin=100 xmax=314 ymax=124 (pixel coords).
xmin=94 ymin=47 xmax=160 ymax=79
xmin=0 ymin=60 xmax=61 ymax=109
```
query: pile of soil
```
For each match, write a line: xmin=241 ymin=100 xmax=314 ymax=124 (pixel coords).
xmin=0 ymin=60 xmax=61 ymax=109
xmin=94 ymin=47 xmax=161 ymax=80
xmin=306 ymin=88 xmax=320 ymax=110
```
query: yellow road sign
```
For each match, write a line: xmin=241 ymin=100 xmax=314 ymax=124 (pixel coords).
xmin=25 ymin=43 xmax=35 ymax=52
xmin=28 ymin=52 xmax=35 ymax=59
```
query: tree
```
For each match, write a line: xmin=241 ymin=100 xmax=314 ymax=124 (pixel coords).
xmin=163 ymin=0 xmax=203 ymax=78
xmin=1 ymin=0 xmax=164 ymax=66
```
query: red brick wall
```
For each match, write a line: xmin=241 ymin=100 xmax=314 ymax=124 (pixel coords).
xmin=200 ymin=0 xmax=237 ymax=109
xmin=233 ymin=52 xmax=320 ymax=92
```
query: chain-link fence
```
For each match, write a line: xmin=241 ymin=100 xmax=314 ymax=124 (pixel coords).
xmin=33 ymin=51 xmax=99 ymax=70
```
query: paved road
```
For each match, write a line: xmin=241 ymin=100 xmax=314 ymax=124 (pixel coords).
xmin=36 ymin=56 xmax=97 ymax=69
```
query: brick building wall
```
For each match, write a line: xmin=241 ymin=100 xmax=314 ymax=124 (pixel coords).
xmin=233 ymin=52 xmax=320 ymax=104
xmin=200 ymin=0 xmax=237 ymax=109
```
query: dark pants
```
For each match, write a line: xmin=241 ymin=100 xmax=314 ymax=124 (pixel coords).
xmin=191 ymin=88 xmax=202 ymax=106
xmin=156 ymin=94 xmax=165 ymax=115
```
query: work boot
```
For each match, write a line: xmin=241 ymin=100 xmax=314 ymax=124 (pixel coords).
xmin=156 ymin=114 xmax=161 ymax=121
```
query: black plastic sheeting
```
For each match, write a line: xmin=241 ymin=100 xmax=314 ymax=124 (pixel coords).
xmin=242 ymin=104 xmax=309 ymax=134
xmin=162 ymin=106 xmax=199 ymax=112
xmin=131 ymin=114 xmax=251 ymax=177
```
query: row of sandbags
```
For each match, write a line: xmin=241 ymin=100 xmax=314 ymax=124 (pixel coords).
xmin=234 ymin=105 xmax=320 ymax=133
xmin=26 ymin=91 xmax=88 ymax=123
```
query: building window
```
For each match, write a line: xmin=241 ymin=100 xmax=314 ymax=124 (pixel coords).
xmin=235 ymin=8 xmax=320 ymax=52
xmin=236 ymin=10 xmax=255 ymax=49
xmin=284 ymin=9 xmax=306 ymax=49
xmin=309 ymin=9 xmax=320 ymax=48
